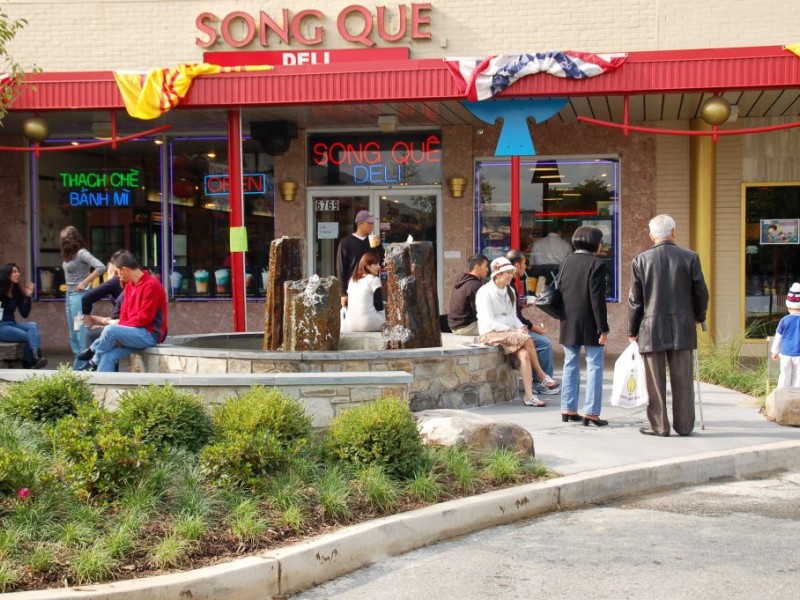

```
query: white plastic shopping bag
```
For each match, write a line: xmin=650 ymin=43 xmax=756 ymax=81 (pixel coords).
xmin=340 ymin=306 xmax=349 ymax=333
xmin=610 ymin=342 xmax=649 ymax=408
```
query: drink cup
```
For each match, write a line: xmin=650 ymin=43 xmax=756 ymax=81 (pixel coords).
xmin=525 ymin=277 xmax=537 ymax=294
xmin=369 ymin=234 xmax=380 ymax=248
xmin=73 ymin=314 xmax=84 ymax=331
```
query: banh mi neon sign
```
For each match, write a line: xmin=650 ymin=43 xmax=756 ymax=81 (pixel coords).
xmin=59 ymin=169 xmax=141 ymax=207
xmin=196 ymin=3 xmax=431 ymax=49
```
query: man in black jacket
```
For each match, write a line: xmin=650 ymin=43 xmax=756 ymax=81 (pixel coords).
xmin=628 ymin=214 xmax=709 ymax=437
xmin=336 ymin=210 xmax=381 ymax=308
xmin=447 ymin=254 xmax=488 ymax=335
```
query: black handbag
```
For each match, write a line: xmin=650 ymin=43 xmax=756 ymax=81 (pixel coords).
xmin=533 ymin=262 xmax=566 ymax=320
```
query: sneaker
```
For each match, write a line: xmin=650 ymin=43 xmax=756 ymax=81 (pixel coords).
xmin=32 ymin=357 xmax=48 ymax=369
xmin=77 ymin=360 xmax=98 ymax=372
xmin=535 ymin=383 xmax=560 ymax=395
xmin=76 ymin=346 xmax=95 ymax=361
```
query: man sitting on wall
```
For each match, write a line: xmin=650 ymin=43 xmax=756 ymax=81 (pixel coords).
xmin=447 ymin=253 xmax=489 ymax=336
xmin=77 ymin=250 xmax=168 ymax=372
xmin=506 ymin=249 xmax=560 ymax=395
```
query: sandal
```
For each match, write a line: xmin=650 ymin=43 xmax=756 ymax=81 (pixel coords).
xmin=541 ymin=375 xmax=559 ymax=389
xmin=522 ymin=395 xmax=547 ymax=407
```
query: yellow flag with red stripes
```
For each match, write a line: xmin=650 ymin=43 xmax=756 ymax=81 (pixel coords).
xmin=785 ymin=44 xmax=800 ymax=59
xmin=114 ymin=63 xmax=273 ymax=120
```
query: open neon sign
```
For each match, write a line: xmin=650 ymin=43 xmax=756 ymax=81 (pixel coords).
xmin=204 ymin=173 xmax=271 ymax=196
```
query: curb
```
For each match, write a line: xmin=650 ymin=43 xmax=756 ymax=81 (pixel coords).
xmin=6 ymin=440 xmax=800 ymax=600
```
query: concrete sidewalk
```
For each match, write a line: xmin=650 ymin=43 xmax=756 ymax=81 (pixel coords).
xmin=469 ymin=367 xmax=798 ymax=476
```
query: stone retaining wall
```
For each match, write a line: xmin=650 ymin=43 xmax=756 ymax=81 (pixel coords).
xmin=0 ymin=372 xmax=412 ymax=429
xmin=130 ymin=333 xmax=518 ymax=411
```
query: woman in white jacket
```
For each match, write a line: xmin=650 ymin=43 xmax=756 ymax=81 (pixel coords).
xmin=476 ymin=257 xmax=554 ymax=407
xmin=344 ymin=251 xmax=385 ymax=332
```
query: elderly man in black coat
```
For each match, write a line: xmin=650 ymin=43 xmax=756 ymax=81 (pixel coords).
xmin=628 ymin=214 xmax=709 ymax=437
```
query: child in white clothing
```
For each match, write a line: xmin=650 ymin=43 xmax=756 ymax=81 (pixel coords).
xmin=771 ymin=282 xmax=800 ymax=389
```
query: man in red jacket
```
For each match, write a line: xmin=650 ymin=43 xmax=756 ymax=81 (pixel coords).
xmin=77 ymin=251 xmax=167 ymax=372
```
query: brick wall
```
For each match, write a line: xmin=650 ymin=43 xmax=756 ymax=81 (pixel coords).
xmin=6 ymin=1 xmax=798 ymax=71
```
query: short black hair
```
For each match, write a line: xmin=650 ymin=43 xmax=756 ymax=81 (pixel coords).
xmin=571 ymin=226 xmax=604 ymax=252
xmin=467 ymin=253 xmax=489 ymax=271
xmin=113 ymin=250 xmax=142 ymax=270
xmin=505 ymin=249 xmax=525 ymax=266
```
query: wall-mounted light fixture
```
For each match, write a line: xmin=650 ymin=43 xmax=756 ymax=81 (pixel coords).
xmin=378 ymin=114 xmax=398 ymax=133
xmin=279 ymin=181 xmax=299 ymax=202
xmin=446 ymin=177 xmax=467 ymax=198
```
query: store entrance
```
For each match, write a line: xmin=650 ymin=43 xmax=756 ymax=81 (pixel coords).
xmin=306 ymin=188 xmax=442 ymax=306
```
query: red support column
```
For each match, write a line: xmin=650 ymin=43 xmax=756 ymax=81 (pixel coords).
xmin=227 ymin=109 xmax=246 ymax=332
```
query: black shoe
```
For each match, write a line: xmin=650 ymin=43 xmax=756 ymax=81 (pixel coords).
xmin=561 ymin=413 xmax=583 ymax=422
xmin=77 ymin=347 xmax=95 ymax=361
xmin=77 ymin=360 xmax=97 ymax=372
xmin=583 ymin=416 xmax=609 ymax=427
xmin=32 ymin=357 xmax=48 ymax=369
xmin=639 ymin=427 xmax=669 ymax=437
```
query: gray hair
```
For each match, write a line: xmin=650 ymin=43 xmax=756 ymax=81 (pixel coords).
xmin=649 ymin=214 xmax=676 ymax=240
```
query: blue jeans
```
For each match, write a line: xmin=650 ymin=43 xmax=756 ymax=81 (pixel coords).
xmin=91 ymin=324 xmax=158 ymax=372
xmin=0 ymin=320 xmax=42 ymax=365
xmin=530 ymin=332 xmax=553 ymax=383
xmin=560 ymin=344 xmax=605 ymax=416
xmin=66 ymin=291 xmax=88 ymax=369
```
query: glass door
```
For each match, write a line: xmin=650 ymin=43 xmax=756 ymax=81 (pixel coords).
xmin=306 ymin=190 xmax=374 ymax=280
xmin=307 ymin=188 xmax=442 ymax=307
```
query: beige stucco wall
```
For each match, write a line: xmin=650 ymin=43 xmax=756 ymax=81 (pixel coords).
xmin=6 ymin=0 xmax=800 ymax=72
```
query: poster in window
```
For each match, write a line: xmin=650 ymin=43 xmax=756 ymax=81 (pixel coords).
xmin=760 ymin=219 xmax=800 ymax=245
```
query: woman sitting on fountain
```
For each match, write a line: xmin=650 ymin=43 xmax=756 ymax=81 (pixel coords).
xmin=475 ymin=257 xmax=555 ymax=407
xmin=343 ymin=252 xmax=385 ymax=332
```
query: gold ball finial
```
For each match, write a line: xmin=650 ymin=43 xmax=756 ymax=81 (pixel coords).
xmin=700 ymin=97 xmax=731 ymax=126
xmin=22 ymin=117 xmax=51 ymax=143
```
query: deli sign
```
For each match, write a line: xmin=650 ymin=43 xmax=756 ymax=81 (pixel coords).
xmin=196 ymin=3 xmax=431 ymax=49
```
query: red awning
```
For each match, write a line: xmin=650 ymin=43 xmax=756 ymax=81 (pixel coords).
xmin=10 ymin=45 xmax=800 ymax=112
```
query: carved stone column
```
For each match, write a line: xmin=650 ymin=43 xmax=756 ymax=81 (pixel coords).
xmin=383 ymin=241 xmax=441 ymax=349
xmin=263 ymin=236 xmax=305 ymax=351
xmin=282 ymin=275 xmax=341 ymax=352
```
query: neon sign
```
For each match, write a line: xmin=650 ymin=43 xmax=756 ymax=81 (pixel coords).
xmin=204 ymin=173 xmax=271 ymax=196
xmin=307 ymin=133 xmax=441 ymax=186
xmin=59 ymin=169 xmax=140 ymax=207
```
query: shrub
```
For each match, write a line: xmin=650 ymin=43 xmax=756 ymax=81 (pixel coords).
xmin=115 ymin=385 xmax=213 ymax=453
xmin=0 ymin=420 xmax=49 ymax=497
xmin=698 ymin=332 xmax=768 ymax=399
xmin=201 ymin=387 xmax=311 ymax=488
xmin=325 ymin=397 xmax=425 ymax=478
xmin=0 ymin=367 xmax=93 ymax=424
xmin=52 ymin=404 xmax=155 ymax=500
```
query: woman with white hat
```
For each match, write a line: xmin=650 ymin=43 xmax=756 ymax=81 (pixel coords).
xmin=475 ymin=257 xmax=557 ymax=407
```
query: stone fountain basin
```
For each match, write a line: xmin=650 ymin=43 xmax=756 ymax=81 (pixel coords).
xmin=125 ymin=332 xmax=518 ymax=421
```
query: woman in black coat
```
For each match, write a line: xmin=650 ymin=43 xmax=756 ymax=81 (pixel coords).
xmin=558 ymin=226 xmax=610 ymax=426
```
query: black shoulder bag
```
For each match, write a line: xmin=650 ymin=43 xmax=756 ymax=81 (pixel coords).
xmin=533 ymin=259 xmax=567 ymax=320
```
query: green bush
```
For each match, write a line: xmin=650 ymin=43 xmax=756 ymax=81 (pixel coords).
xmin=325 ymin=397 xmax=425 ymax=479
xmin=115 ymin=385 xmax=213 ymax=453
xmin=52 ymin=404 xmax=155 ymax=500
xmin=0 ymin=421 xmax=49 ymax=497
xmin=698 ymin=332 xmax=768 ymax=399
xmin=0 ymin=367 xmax=93 ymax=424
xmin=201 ymin=387 xmax=311 ymax=488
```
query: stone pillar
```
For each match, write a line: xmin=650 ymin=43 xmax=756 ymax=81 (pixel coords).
xmin=384 ymin=241 xmax=442 ymax=349
xmin=282 ymin=275 xmax=341 ymax=352
xmin=264 ymin=237 xmax=305 ymax=351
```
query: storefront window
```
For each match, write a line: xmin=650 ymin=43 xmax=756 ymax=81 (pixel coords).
xmin=168 ymin=137 xmax=274 ymax=300
xmin=743 ymin=184 xmax=800 ymax=338
xmin=33 ymin=136 xmax=274 ymax=301
xmin=476 ymin=157 xmax=621 ymax=301
xmin=34 ymin=139 xmax=163 ymax=298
